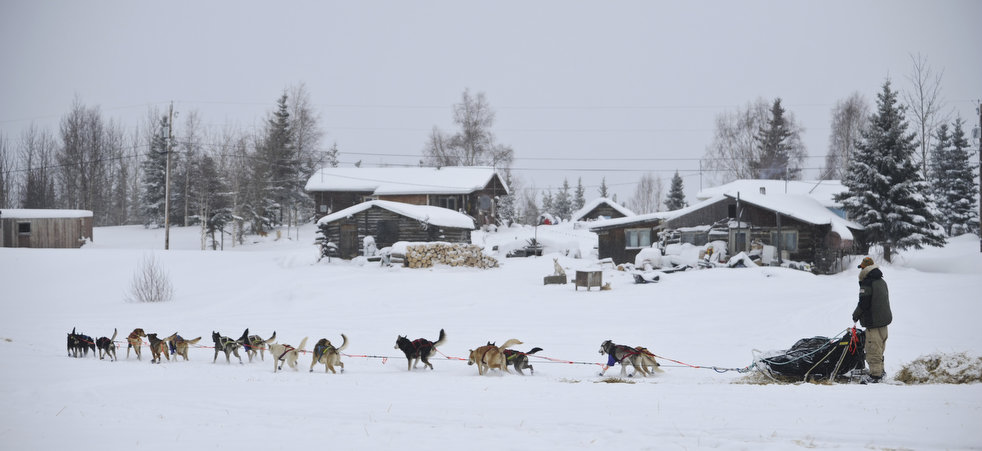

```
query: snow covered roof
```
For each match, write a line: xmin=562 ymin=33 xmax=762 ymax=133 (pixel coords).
xmin=696 ymin=179 xmax=847 ymax=208
xmin=722 ymin=192 xmax=863 ymax=240
xmin=316 ymin=200 xmax=476 ymax=230
xmin=304 ymin=166 xmax=508 ymax=196
xmin=0 ymin=209 xmax=93 ymax=219
xmin=571 ymin=197 xmax=635 ymax=222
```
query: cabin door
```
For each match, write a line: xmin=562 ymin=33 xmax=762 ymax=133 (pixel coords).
xmin=340 ymin=224 xmax=358 ymax=259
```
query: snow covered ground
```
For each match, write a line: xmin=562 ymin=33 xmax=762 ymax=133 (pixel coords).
xmin=1 ymin=223 xmax=981 ymax=450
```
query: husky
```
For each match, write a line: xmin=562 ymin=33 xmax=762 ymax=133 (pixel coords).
xmin=212 ymin=330 xmax=245 ymax=364
xmin=126 ymin=328 xmax=147 ymax=360
xmin=503 ymin=347 xmax=543 ymax=375
xmin=167 ymin=333 xmax=202 ymax=361
xmin=309 ymin=334 xmax=349 ymax=374
xmin=634 ymin=346 xmax=664 ymax=374
xmin=147 ymin=333 xmax=176 ymax=364
xmin=468 ymin=338 xmax=523 ymax=375
xmin=599 ymin=339 xmax=648 ymax=377
xmin=67 ymin=327 xmax=94 ymax=358
xmin=96 ymin=328 xmax=118 ymax=361
xmin=394 ymin=329 xmax=447 ymax=371
xmin=241 ymin=330 xmax=276 ymax=362
xmin=269 ymin=337 xmax=309 ymax=372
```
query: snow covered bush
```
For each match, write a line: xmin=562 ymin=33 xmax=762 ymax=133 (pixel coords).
xmin=895 ymin=352 xmax=982 ymax=384
xmin=126 ymin=254 xmax=174 ymax=303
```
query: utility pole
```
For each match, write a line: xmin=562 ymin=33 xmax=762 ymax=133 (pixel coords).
xmin=977 ymin=101 xmax=981 ymax=253
xmin=164 ymin=102 xmax=173 ymax=250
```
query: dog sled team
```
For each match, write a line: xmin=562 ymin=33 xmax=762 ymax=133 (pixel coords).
xmin=67 ymin=326 xmax=664 ymax=377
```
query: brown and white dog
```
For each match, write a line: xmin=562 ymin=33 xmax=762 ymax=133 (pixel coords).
xmin=126 ymin=328 xmax=147 ymax=360
xmin=309 ymin=334 xmax=348 ymax=374
xmin=96 ymin=328 xmax=118 ymax=361
xmin=468 ymin=339 xmax=522 ymax=375
xmin=167 ymin=334 xmax=202 ymax=361
xmin=147 ymin=333 xmax=176 ymax=364
xmin=269 ymin=337 xmax=308 ymax=372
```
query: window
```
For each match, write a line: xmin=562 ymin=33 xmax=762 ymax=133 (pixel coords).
xmin=769 ymin=230 xmax=798 ymax=252
xmin=729 ymin=230 xmax=748 ymax=254
xmin=436 ymin=195 xmax=459 ymax=211
xmin=18 ymin=222 xmax=31 ymax=234
xmin=681 ymin=231 xmax=708 ymax=246
xmin=625 ymin=228 xmax=651 ymax=248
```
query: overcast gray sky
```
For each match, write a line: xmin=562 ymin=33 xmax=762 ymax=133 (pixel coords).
xmin=2 ymin=0 xmax=980 ymax=202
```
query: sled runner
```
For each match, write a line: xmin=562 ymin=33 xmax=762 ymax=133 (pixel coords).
xmin=757 ymin=328 xmax=866 ymax=382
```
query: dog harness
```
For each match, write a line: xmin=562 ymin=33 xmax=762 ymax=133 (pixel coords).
xmin=277 ymin=345 xmax=295 ymax=361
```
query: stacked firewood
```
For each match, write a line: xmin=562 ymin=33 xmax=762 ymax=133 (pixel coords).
xmin=405 ymin=243 xmax=499 ymax=269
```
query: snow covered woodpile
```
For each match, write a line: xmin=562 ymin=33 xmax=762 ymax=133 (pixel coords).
xmin=404 ymin=243 xmax=498 ymax=269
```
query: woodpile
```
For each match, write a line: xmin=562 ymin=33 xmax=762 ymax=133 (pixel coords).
xmin=405 ymin=243 xmax=499 ymax=269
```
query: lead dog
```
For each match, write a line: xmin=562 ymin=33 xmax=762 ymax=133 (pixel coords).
xmin=167 ymin=334 xmax=202 ymax=361
xmin=309 ymin=334 xmax=348 ymax=373
xmin=242 ymin=330 xmax=276 ymax=362
xmin=67 ymin=327 xmax=94 ymax=358
xmin=468 ymin=339 xmax=522 ymax=375
xmin=96 ymin=328 xmax=118 ymax=361
xmin=599 ymin=339 xmax=648 ymax=377
xmin=269 ymin=337 xmax=308 ymax=372
xmin=147 ymin=333 xmax=176 ymax=364
xmin=212 ymin=330 xmax=245 ymax=364
xmin=394 ymin=329 xmax=446 ymax=371
xmin=127 ymin=328 xmax=147 ymax=360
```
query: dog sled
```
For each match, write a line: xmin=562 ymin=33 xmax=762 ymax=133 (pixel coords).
xmin=756 ymin=328 xmax=866 ymax=382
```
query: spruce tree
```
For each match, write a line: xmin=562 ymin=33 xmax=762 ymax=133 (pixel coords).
xmin=496 ymin=171 xmax=517 ymax=225
xmin=140 ymin=115 xmax=170 ymax=227
xmin=553 ymin=178 xmax=573 ymax=220
xmin=540 ymin=189 xmax=554 ymax=218
xmin=574 ymin=177 xmax=586 ymax=212
xmin=664 ymin=171 xmax=687 ymax=211
xmin=598 ymin=177 xmax=609 ymax=198
xmin=835 ymin=80 xmax=946 ymax=261
xmin=929 ymin=118 xmax=979 ymax=236
xmin=753 ymin=98 xmax=799 ymax=180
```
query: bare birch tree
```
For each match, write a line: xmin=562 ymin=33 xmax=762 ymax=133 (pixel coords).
xmin=823 ymin=92 xmax=870 ymax=180
xmin=628 ymin=172 xmax=663 ymax=214
xmin=903 ymin=53 xmax=949 ymax=178
xmin=423 ymin=89 xmax=514 ymax=170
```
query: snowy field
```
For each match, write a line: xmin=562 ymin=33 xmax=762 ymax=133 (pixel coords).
xmin=1 ymin=223 xmax=981 ymax=450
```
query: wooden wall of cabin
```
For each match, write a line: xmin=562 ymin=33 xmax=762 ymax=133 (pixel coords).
xmin=318 ymin=206 xmax=472 ymax=259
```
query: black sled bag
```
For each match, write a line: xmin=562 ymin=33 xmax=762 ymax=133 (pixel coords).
xmin=761 ymin=329 xmax=866 ymax=379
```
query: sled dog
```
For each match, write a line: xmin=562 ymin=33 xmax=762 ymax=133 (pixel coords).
xmin=468 ymin=339 xmax=522 ymax=375
xmin=503 ymin=347 xmax=543 ymax=375
xmin=599 ymin=339 xmax=648 ymax=377
xmin=394 ymin=329 xmax=446 ymax=371
xmin=212 ymin=330 xmax=245 ymax=364
xmin=67 ymin=327 xmax=94 ymax=358
xmin=242 ymin=330 xmax=276 ymax=362
xmin=309 ymin=334 xmax=348 ymax=373
xmin=96 ymin=328 xmax=118 ymax=361
xmin=634 ymin=346 xmax=664 ymax=374
xmin=147 ymin=333 xmax=176 ymax=364
xmin=126 ymin=328 xmax=147 ymax=360
xmin=270 ymin=337 xmax=308 ymax=372
xmin=167 ymin=334 xmax=202 ymax=361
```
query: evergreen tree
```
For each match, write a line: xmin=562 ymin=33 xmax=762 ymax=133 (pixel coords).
xmin=574 ymin=177 xmax=586 ymax=212
xmin=929 ymin=118 xmax=979 ymax=236
xmin=541 ymin=189 xmax=554 ymax=217
xmin=496 ymin=171 xmax=517 ymax=225
xmin=252 ymin=93 xmax=297 ymax=232
xmin=753 ymin=98 xmax=800 ymax=180
xmin=553 ymin=178 xmax=572 ymax=221
xmin=664 ymin=171 xmax=687 ymax=211
xmin=324 ymin=141 xmax=340 ymax=168
xmin=835 ymin=80 xmax=946 ymax=261
xmin=140 ymin=115 xmax=170 ymax=227
xmin=598 ymin=177 xmax=609 ymax=198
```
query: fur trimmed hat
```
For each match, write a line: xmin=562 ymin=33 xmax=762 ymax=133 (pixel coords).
xmin=857 ymin=256 xmax=875 ymax=269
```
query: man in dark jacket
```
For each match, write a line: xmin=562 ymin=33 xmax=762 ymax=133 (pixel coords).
xmin=852 ymin=256 xmax=892 ymax=383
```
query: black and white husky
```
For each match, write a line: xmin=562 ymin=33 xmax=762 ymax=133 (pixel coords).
xmin=96 ymin=328 xmax=118 ymax=361
xmin=599 ymin=339 xmax=648 ymax=377
xmin=212 ymin=330 xmax=245 ymax=364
